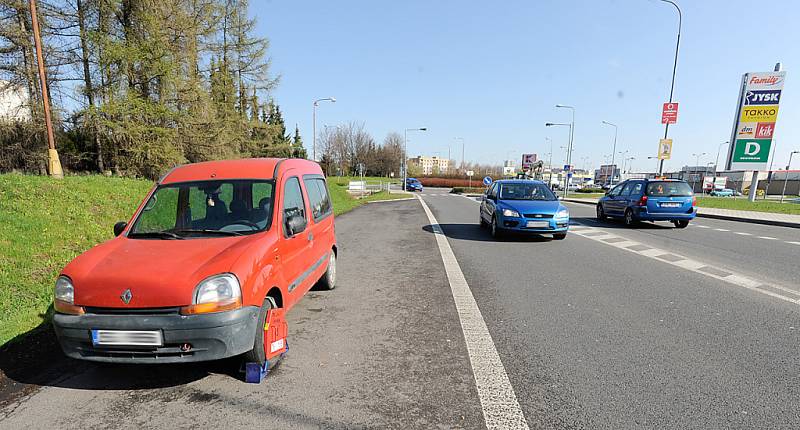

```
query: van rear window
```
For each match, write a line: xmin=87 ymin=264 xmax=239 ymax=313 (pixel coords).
xmin=646 ymin=182 xmax=693 ymax=197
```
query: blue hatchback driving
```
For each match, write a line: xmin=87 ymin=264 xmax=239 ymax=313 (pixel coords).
xmin=479 ymin=180 xmax=569 ymax=239
xmin=596 ymin=179 xmax=696 ymax=228
xmin=404 ymin=177 xmax=423 ymax=192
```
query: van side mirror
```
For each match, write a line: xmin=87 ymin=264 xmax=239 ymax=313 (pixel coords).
xmin=285 ymin=214 xmax=307 ymax=236
xmin=113 ymin=221 xmax=127 ymax=237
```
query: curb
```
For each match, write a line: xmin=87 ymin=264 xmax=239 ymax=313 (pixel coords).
xmin=562 ymin=198 xmax=800 ymax=229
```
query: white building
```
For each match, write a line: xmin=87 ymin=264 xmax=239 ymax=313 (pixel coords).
xmin=0 ymin=81 xmax=30 ymax=121
xmin=408 ymin=155 xmax=450 ymax=175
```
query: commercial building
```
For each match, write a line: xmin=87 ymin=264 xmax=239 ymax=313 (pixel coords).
xmin=408 ymin=155 xmax=450 ymax=175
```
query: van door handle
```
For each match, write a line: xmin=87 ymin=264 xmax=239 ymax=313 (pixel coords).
xmin=308 ymin=232 xmax=314 ymax=242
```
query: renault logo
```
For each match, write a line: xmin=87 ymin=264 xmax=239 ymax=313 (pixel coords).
xmin=120 ymin=289 xmax=133 ymax=304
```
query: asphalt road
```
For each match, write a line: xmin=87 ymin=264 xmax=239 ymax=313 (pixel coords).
xmin=4 ymin=187 xmax=800 ymax=429
xmin=419 ymin=187 xmax=800 ymax=429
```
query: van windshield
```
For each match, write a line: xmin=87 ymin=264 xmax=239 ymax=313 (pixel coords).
xmin=646 ymin=181 xmax=693 ymax=197
xmin=129 ymin=180 xmax=274 ymax=238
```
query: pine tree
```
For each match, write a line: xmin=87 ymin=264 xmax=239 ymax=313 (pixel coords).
xmin=292 ymin=125 xmax=307 ymax=159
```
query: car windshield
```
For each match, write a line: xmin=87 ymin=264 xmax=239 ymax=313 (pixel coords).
xmin=499 ymin=183 xmax=556 ymax=201
xmin=129 ymin=180 xmax=274 ymax=238
xmin=646 ymin=181 xmax=693 ymax=197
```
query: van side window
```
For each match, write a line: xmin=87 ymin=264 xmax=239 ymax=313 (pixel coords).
xmin=303 ymin=178 xmax=332 ymax=221
xmin=282 ymin=177 xmax=306 ymax=235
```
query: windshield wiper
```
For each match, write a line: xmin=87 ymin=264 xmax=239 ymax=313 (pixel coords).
xmin=128 ymin=231 xmax=184 ymax=240
xmin=174 ymin=229 xmax=243 ymax=236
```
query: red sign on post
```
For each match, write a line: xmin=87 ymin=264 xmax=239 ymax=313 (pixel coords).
xmin=661 ymin=102 xmax=679 ymax=124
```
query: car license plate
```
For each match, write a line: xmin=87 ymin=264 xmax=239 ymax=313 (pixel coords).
xmin=526 ymin=220 xmax=549 ymax=228
xmin=91 ymin=329 xmax=163 ymax=347
xmin=661 ymin=202 xmax=681 ymax=208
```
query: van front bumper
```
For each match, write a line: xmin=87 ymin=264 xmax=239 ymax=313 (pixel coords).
xmin=53 ymin=306 xmax=259 ymax=363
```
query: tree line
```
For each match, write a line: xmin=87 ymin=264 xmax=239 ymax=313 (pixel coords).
xmin=0 ymin=0 xmax=303 ymax=178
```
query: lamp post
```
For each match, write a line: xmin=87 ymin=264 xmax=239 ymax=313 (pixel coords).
xmin=624 ymin=157 xmax=635 ymax=174
xmin=691 ymin=152 xmax=707 ymax=192
xmin=780 ymin=151 xmax=799 ymax=203
xmin=403 ymin=127 xmax=427 ymax=189
xmin=656 ymin=0 xmax=682 ymax=176
xmin=453 ymin=137 xmax=465 ymax=173
xmin=601 ymin=120 xmax=618 ymax=186
xmin=546 ymin=122 xmax=572 ymax=196
xmin=618 ymin=150 xmax=629 ymax=181
xmin=312 ymin=97 xmax=336 ymax=161
xmin=556 ymin=104 xmax=575 ymax=197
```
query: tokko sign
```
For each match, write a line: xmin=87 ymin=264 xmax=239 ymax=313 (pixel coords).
xmin=726 ymin=71 xmax=786 ymax=170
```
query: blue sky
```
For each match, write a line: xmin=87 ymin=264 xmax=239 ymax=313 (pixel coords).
xmin=257 ymin=0 xmax=800 ymax=172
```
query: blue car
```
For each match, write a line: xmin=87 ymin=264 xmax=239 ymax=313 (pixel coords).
xmin=596 ymin=179 xmax=696 ymax=228
xmin=404 ymin=177 xmax=423 ymax=192
xmin=479 ymin=180 xmax=569 ymax=239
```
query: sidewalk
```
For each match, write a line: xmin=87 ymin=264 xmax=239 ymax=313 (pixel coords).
xmin=563 ymin=197 xmax=800 ymax=228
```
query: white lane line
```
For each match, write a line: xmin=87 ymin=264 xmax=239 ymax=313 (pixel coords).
xmin=695 ymin=225 xmax=710 ymax=228
xmin=758 ymin=236 xmax=778 ymax=240
xmin=715 ymin=228 xmax=730 ymax=232
xmin=570 ymin=226 xmax=800 ymax=306
xmin=734 ymin=232 xmax=752 ymax=236
xmin=788 ymin=242 xmax=800 ymax=246
xmin=416 ymin=196 xmax=529 ymax=429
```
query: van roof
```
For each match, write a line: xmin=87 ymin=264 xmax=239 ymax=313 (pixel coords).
xmin=159 ymin=158 xmax=322 ymax=184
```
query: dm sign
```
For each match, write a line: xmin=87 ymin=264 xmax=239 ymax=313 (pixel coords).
xmin=727 ymin=71 xmax=786 ymax=170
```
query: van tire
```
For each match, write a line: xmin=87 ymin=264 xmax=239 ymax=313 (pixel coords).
xmin=243 ymin=298 xmax=275 ymax=366
xmin=316 ymin=251 xmax=336 ymax=290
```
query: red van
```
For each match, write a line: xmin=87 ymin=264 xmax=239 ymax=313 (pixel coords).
xmin=52 ymin=158 xmax=336 ymax=365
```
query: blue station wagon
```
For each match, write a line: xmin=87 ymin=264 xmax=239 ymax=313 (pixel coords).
xmin=596 ymin=179 xmax=696 ymax=228
xmin=479 ymin=180 xmax=569 ymax=239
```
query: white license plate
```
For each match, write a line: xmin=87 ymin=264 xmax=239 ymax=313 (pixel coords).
xmin=661 ymin=202 xmax=681 ymax=208
xmin=91 ymin=329 xmax=163 ymax=347
xmin=526 ymin=220 xmax=549 ymax=228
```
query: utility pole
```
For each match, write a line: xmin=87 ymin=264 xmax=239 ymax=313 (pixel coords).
xmin=29 ymin=0 xmax=62 ymax=178
xmin=780 ymin=151 xmax=799 ymax=203
xmin=657 ymin=0 xmax=682 ymax=176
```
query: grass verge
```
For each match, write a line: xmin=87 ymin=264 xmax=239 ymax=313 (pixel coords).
xmin=696 ymin=196 xmax=800 ymax=215
xmin=0 ymin=173 xmax=398 ymax=347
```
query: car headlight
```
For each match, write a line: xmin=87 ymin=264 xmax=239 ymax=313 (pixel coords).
xmin=556 ymin=208 xmax=569 ymax=218
xmin=54 ymin=276 xmax=84 ymax=315
xmin=181 ymin=273 xmax=242 ymax=315
xmin=502 ymin=208 xmax=521 ymax=218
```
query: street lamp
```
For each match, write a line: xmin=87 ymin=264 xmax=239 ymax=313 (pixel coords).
xmin=656 ymin=0 xmax=682 ymax=176
xmin=545 ymin=137 xmax=554 ymax=186
xmin=780 ymin=150 xmax=800 ymax=203
xmin=624 ymin=157 xmax=635 ymax=173
xmin=714 ymin=140 xmax=729 ymax=179
xmin=312 ymin=97 xmax=336 ymax=160
xmin=556 ymin=104 xmax=576 ymax=196
xmin=454 ymin=137 xmax=465 ymax=172
xmin=546 ymin=121 xmax=572 ymax=196
xmin=601 ymin=120 xmax=618 ymax=186
xmin=403 ymin=127 xmax=427 ymax=189
xmin=691 ymin=152 xmax=707 ymax=192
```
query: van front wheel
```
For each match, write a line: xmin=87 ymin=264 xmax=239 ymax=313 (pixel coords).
xmin=243 ymin=298 xmax=275 ymax=366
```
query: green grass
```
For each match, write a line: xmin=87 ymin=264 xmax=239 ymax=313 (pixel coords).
xmin=566 ymin=193 xmax=606 ymax=199
xmin=0 ymin=173 xmax=401 ymax=346
xmin=695 ymin=196 xmax=800 ymax=215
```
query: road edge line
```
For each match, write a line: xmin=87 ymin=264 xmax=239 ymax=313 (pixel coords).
xmin=415 ymin=195 xmax=529 ymax=430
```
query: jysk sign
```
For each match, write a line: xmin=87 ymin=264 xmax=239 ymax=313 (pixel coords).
xmin=726 ymin=71 xmax=786 ymax=170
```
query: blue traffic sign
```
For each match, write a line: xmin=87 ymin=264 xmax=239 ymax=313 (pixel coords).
xmin=483 ymin=176 xmax=493 ymax=186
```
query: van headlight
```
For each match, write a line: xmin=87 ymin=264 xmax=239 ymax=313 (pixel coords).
xmin=502 ymin=208 xmax=521 ymax=218
xmin=54 ymin=276 xmax=84 ymax=315
xmin=556 ymin=208 xmax=569 ymax=219
xmin=181 ymin=274 xmax=242 ymax=315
